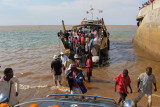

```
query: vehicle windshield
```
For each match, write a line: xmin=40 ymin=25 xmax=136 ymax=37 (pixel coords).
xmin=14 ymin=98 xmax=118 ymax=107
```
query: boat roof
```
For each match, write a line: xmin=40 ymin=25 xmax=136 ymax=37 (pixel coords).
xmin=72 ymin=19 xmax=102 ymax=30
xmin=73 ymin=23 xmax=102 ymax=28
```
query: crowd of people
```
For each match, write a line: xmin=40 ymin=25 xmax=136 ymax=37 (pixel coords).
xmin=0 ymin=62 xmax=158 ymax=107
xmin=58 ymin=27 xmax=110 ymax=67
xmin=50 ymin=50 xmax=157 ymax=107
xmin=139 ymin=0 xmax=155 ymax=10
xmin=51 ymin=53 xmax=88 ymax=95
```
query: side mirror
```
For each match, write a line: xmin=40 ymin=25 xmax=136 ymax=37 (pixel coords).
xmin=0 ymin=93 xmax=8 ymax=103
xmin=122 ymin=100 xmax=134 ymax=107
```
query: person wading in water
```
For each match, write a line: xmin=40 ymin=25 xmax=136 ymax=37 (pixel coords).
xmin=51 ymin=55 xmax=62 ymax=86
xmin=134 ymin=67 xmax=157 ymax=107
xmin=86 ymin=55 xmax=93 ymax=82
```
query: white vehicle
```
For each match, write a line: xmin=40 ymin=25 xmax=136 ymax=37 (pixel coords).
xmin=0 ymin=93 xmax=134 ymax=107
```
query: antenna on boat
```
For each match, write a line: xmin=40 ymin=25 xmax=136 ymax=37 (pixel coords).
xmin=86 ymin=6 xmax=103 ymax=20
xmin=90 ymin=5 xmax=94 ymax=20
xmin=86 ymin=5 xmax=94 ymax=20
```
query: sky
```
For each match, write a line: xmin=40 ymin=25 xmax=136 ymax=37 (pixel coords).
xmin=0 ymin=0 xmax=148 ymax=25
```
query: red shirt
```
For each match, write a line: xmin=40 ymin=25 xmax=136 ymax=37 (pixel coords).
xmin=75 ymin=60 xmax=79 ymax=67
xmin=73 ymin=39 xmax=77 ymax=47
xmin=86 ymin=59 xmax=92 ymax=73
xmin=150 ymin=0 xmax=154 ymax=3
xmin=114 ymin=73 xmax=131 ymax=93
xmin=78 ymin=33 xmax=81 ymax=37
xmin=86 ymin=59 xmax=91 ymax=67
xmin=81 ymin=36 xmax=85 ymax=45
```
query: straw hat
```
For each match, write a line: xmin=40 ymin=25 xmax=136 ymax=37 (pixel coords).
xmin=53 ymin=55 xmax=58 ymax=59
xmin=60 ymin=52 xmax=64 ymax=55
xmin=74 ymin=54 xmax=79 ymax=59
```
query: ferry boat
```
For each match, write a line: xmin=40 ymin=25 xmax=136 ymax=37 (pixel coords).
xmin=133 ymin=0 xmax=160 ymax=56
xmin=57 ymin=8 xmax=110 ymax=67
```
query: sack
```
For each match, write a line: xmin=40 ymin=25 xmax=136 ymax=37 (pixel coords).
xmin=92 ymin=56 xmax=99 ymax=63
xmin=82 ymin=80 xmax=88 ymax=89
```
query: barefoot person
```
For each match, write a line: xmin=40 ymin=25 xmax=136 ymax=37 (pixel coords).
xmin=134 ymin=67 xmax=157 ymax=107
xmin=114 ymin=69 xmax=132 ymax=105
xmin=0 ymin=68 xmax=19 ymax=106
xmin=86 ymin=55 xmax=93 ymax=82
xmin=51 ymin=55 xmax=62 ymax=86
xmin=60 ymin=52 xmax=69 ymax=72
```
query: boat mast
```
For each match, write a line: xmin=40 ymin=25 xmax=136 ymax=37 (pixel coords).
xmin=62 ymin=20 xmax=66 ymax=33
xmin=86 ymin=6 xmax=103 ymax=20
xmin=90 ymin=6 xmax=94 ymax=20
xmin=86 ymin=6 xmax=94 ymax=20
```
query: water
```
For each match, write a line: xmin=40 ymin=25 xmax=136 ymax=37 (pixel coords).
xmin=0 ymin=25 xmax=160 ymax=106
xmin=0 ymin=30 xmax=59 ymax=48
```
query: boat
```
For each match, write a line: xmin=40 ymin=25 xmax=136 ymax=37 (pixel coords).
xmin=133 ymin=0 xmax=160 ymax=56
xmin=57 ymin=8 xmax=110 ymax=67
xmin=0 ymin=93 xmax=133 ymax=107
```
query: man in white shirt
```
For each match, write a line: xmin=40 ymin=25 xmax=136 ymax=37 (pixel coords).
xmin=60 ymin=52 xmax=69 ymax=72
xmin=134 ymin=67 xmax=157 ymax=107
xmin=0 ymin=68 xmax=19 ymax=106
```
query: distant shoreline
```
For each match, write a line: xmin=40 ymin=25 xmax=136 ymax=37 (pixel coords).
xmin=0 ymin=25 xmax=137 ymax=31
xmin=0 ymin=25 xmax=137 ymax=27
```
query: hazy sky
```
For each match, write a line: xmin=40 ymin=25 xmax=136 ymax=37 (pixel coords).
xmin=0 ymin=0 xmax=148 ymax=25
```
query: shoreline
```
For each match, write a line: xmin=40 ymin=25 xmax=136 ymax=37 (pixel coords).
xmin=0 ymin=25 xmax=137 ymax=31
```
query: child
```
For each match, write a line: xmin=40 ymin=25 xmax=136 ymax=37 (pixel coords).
xmin=86 ymin=55 xmax=93 ymax=82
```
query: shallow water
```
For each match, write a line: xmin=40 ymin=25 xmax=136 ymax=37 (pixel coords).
xmin=0 ymin=25 xmax=160 ymax=106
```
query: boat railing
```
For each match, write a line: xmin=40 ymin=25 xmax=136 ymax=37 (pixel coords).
xmin=46 ymin=93 xmax=116 ymax=103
